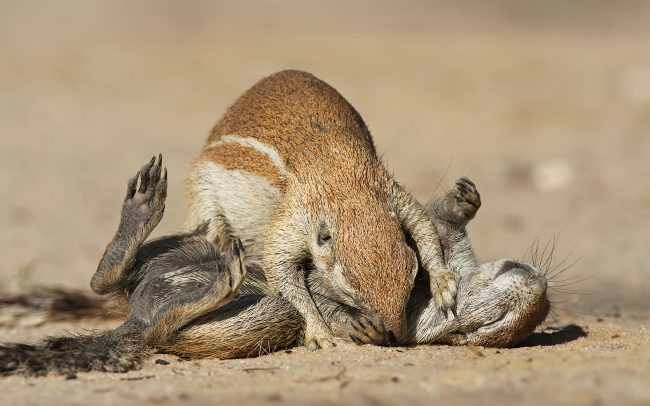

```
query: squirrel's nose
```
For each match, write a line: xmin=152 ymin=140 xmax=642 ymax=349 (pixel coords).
xmin=386 ymin=330 xmax=397 ymax=346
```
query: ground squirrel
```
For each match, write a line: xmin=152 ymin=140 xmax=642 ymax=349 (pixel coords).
xmin=0 ymin=158 xmax=549 ymax=376
xmin=185 ymin=70 xmax=457 ymax=348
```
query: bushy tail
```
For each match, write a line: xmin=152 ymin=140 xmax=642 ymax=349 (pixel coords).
xmin=0 ymin=287 xmax=123 ymax=328
xmin=0 ymin=326 xmax=151 ymax=377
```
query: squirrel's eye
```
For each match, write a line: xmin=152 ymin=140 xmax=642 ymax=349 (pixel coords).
xmin=318 ymin=233 xmax=331 ymax=244
xmin=317 ymin=222 xmax=332 ymax=246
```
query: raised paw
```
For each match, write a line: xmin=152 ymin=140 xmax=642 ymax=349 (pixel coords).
xmin=433 ymin=177 xmax=481 ymax=227
xmin=453 ymin=177 xmax=481 ymax=217
xmin=120 ymin=154 xmax=168 ymax=236
xmin=344 ymin=311 xmax=387 ymax=346
xmin=429 ymin=268 xmax=459 ymax=310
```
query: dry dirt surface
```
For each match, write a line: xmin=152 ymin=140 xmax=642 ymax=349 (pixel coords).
xmin=0 ymin=1 xmax=649 ymax=405
xmin=0 ymin=316 xmax=648 ymax=406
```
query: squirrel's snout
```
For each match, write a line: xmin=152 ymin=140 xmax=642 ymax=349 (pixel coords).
xmin=528 ymin=273 xmax=548 ymax=292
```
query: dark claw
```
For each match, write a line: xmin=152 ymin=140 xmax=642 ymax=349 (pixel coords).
xmin=153 ymin=168 xmax=168 ymax=209
xmin=349 ymin=321 xmax=370 ymax=341
xmin=347 ymin=313 xmax=386 ymax=345
xmin=138 ymin=156 xmax=156 ymax=194
xmin=156 ymin=168 xmax=168 ymax=200
xmin=458 ymin=177 xmax=474 ymax=187
xmin=349 ymin=334 xmax=363 ymax=345
xmin=366 ymin=318 xmax=384 ymax=336
xmin=148 ymin=154 xmax=163 ymax=190
xmin=126 ymin=172 xmax=139 ymax=200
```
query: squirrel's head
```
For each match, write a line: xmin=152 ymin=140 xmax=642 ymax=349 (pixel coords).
xmin=443 ymin=258 xmax=550 ymax=347
xmin=306 ymin=196 xmax=418 ymax=345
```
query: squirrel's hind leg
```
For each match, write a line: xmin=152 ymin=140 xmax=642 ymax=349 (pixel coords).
xmin=127 ymin=234 xmax=303 ymax=359
xmin=127 ymin=236 xmax=247 ymax=346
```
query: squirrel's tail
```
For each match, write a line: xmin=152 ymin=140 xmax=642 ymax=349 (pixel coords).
xmin=0 ymin=325 xmax=151 ymax=377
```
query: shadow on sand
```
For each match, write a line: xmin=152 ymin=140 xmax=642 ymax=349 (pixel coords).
xmin=517 ymin=324 xmax=587 ymax=347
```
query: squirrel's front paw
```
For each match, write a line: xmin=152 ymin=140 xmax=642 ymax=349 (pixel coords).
xmin=344 ymin=312 xmax=387 ymax=346
xmin=429 ymin=268 xmax=459 ymax=310
xmin=451 ymin=177 xmax=481 ymax=221
xmin=304 ymin=329 xmax=337 ymax=351
xmin=430 ymin=177 xmax=481 ymax=227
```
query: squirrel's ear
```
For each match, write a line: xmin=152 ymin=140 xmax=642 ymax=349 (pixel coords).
xmin=317 ymin=222 xmax=332 ymax=246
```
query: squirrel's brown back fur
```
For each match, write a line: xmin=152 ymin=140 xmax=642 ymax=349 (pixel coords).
xmin=210 ymin=70 xmax=377 ymax=177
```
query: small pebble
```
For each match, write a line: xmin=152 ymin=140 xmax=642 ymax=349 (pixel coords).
xmin=155 ymin=359 xmax=170 ymax=366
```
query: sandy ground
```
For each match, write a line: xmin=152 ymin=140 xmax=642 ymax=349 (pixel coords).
xmin=0 ymin=316 xmax=648 ymax=406
xmin=0 ymin=1 xmax=649 ymax=405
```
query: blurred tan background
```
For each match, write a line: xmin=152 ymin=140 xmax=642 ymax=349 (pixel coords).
xmin=1 ymin=0 xmax=649 ymax=317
